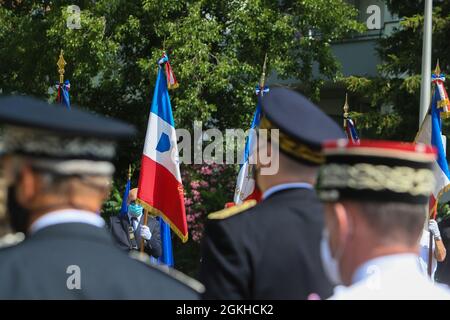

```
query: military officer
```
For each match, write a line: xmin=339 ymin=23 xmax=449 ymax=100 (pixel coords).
xmin=316 ymin=139 xmax=450 ymax=299
xmin=199 ymin=87 xmax=345 ymax=299
xmin=0 ymin=96 xmax=202 ymax=299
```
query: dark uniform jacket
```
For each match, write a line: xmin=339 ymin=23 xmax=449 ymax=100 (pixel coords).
xmin=110 ymin=214 xmax=161 ymax=258
xmin=199 ymin=188 xmax=333 ymax=300
xmin=437 ymin=217 xmax=450 ymax=285
xmin=0 ymin=222 xmax=199 ymax=299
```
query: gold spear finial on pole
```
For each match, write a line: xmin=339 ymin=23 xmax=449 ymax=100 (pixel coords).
xmin=57 ymin=50 xmax=66 ymax=84
xmin=128 ymin=164 xmax=132 ymax=180
xmin=259 ymin=53 xmax=268 ymax=94
xmin=434 ymin=59 xmax=441 ymax=75
xmin=343 ymin=93 xmax=350 ymax=128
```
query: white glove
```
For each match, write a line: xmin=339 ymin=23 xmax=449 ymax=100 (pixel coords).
xmin=429 ymin=219 xmax=441 ymax=240
xmin=140 ymin=225 xmax=152 ymax=241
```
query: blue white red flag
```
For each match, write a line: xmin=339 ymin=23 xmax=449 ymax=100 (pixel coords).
xmin=137 ymin=53 xmax=187 ymax=242
xmin=233 ymin=86 xmax=268 ymax=204
xmin=416 ymin=69 xmax=450 ymax=216
xmin=345 ymin=117 xmax=359 ymax=143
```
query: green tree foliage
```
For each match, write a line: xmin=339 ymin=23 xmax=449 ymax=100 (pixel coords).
xmin=0 ymin=0 xmax=361 ymax=176
xmin=343 ymin=0 xmax=450 ymax=141
xmin=0 ymin=0 xmax=362 ymax=273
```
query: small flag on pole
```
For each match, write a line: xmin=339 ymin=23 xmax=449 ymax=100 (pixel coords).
xmin=137 ymin=52 xmax=188 ymax=242
xmin=119 ymin=165 xmax=132 ymax=216
xmin=56 ymin=50 xmax=71 ymax=110
xmin=343 ymin=94 xmax=359 ymax=143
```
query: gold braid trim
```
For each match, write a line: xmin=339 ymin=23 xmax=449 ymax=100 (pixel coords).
xmin=319 ymin=163 xmax=435 ymax=196
xmin=136 ymin=199 xmax=188 ymax=243
xmin=430 ymin=184 xmax=450 ymax=218
xmin=438 ymin=99 xmax=449 ymax=109
xmin=441 ymin=112 xmax=450 ymax=120
xmin=259 ymin=117 xmax=324 ymax=164
xmin=208 ymin=200 xmax=257 ymax=220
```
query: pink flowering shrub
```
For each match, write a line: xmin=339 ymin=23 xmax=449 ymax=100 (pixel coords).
xmin=182 ymin=163 xmax=237 ymax=243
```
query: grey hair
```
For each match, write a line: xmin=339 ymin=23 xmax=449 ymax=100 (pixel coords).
xmin=11 ymin=156 xmax=112 ymax=196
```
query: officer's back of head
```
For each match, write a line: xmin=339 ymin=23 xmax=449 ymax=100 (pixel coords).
xmin=255 ymin=87 xmax=345 ymax=191
xmin=316 ymin=139 xmax=450 ymax=300
xmin=0 ymin=96 xmax=201 ymax=299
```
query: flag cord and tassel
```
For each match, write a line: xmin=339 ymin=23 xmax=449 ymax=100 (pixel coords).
xmin=158 ymin=51 xmax=179 ymax=90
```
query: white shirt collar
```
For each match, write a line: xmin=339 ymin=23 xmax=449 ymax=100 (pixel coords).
xmin=30 ymin=209 xmax=105 ymax=234
xmin=127 ymin=211 xmax=142 ymax=223
xmin=352 ymin=253 xmax=420 ymax=284
xmin=262 ymin=182 xmax=314 ymax=200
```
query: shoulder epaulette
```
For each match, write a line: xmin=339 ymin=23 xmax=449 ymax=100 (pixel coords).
xmin=208 ymin=200 xmax=257 ymax=220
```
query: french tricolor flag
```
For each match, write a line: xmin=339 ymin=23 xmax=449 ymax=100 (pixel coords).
xmin=345 ymin=118 xmax=359 ymax=143
xmin=137 ymin=54 xmax=188 ymax=242
xmin=416 ymin=70 xmax=450 ymax=217
xmin=233 ymin=103 xmax=261 ymax=204
xmin=233 ymin=86 xmax=267 ymax=204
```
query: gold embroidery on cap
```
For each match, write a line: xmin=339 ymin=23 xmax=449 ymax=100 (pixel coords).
xmin=260 ymin=117 xmax=324 ymax=164
xmin=319 ymin=163 xmax=435 ymax=196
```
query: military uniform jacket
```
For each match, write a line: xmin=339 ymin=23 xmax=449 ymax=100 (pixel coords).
xmin=199 ymin=188 xmax=333 ymax=299
xmin=0 ymin=222 xmax=199 ymax=299
xmin=110 ymin=214 xmax=162 ymax=258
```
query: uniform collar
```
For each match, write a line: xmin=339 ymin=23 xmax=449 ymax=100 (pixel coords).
xmin=262 ymin=182 xmax=314 ymax=200
xmin=127 ymin=211 xmax=143 ymax=223
xmin=30 ymin=209 xmax=105 ymax=234
xmin=352 ymin=253 xmax=420 ymax=284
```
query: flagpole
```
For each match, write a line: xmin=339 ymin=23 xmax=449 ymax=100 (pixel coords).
xmin=419 ymin=0 xmax=433 ymax=126
xmin=140 ymin=209 xmax=149 ymax=256
xmin=427 ymin=60 xmax=441 ymax=278
xmin=259 ymin=53 xmax=268 ymax=95
xmin=234 ymin=54 xmax=268 ymax=204
xmin=57 ymin=50 xmax=66 ymax=85
xmin=343 ymin=93 xmax=349 ymax=129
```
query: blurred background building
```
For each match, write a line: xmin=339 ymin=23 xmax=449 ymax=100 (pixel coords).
xmin=318 ymin=0 xmax=400 ymax=122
